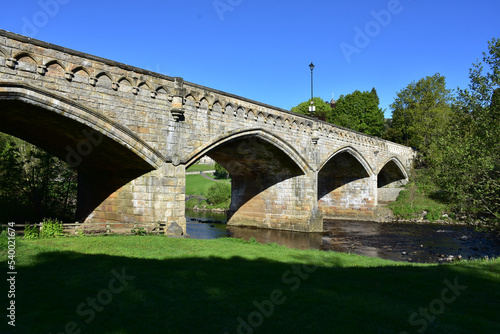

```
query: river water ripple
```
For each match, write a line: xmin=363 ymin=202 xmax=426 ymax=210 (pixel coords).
xmin=186 ymin=210 xmax=500 ymax=263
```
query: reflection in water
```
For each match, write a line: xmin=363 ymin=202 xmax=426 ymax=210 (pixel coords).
xmin=186 ymin=210 xmax=500 ymax=263
xmin=228 ymin=226 xmax=323 ymax=250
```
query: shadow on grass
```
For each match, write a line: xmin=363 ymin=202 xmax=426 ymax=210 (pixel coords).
xmin=8 ymin=250 xmax=500 ymax=334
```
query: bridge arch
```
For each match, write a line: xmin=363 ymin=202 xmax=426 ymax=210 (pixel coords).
xmin=319 ymin=146 xmax=374 ymax=176
xmin=0 ymin=81 xmax=165 ymax=221
xmin=318 ymin=146 xmax=376 ymax=220
xmin=185 ymin=129 xmax=320 ymax=231
xmin=185 ymin=128 xmax=311 ymax=173
xmin=377 ymin=157 xmax=409 ymax=188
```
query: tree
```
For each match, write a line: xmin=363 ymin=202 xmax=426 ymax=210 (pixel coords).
xmin=214 ymin=162 xmax=229 ymax=179
xmin=430 ymin=38 xmax=500 ymax=225
xmin=387 ymin=74 xmax=453 ymax=154
xmin=328 ymin=89 xmax=385 ymax=136
xmin=0 ymin=133 xmax=77 ymax=223
xmin=291 ymin=97 xmax=332 ymax=121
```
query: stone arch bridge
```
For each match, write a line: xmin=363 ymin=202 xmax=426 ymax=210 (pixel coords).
xmin=0 ymin=30 xmax=415 ymax=233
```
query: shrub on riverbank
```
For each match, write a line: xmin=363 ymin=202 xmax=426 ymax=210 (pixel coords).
xmin=388 ymin=169 xmax=448 ymax=222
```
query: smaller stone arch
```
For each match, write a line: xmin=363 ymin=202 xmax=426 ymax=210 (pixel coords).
xmin=155 ymin=86 xmax=169 ymax=100
xmin=257 ymin=112 xmax=265 ymax=123
xmin=72 ymin=66 xmax=91 ymax=84
xmin=14 ymin=52 xmax=39 ymax=64
xmin=45 ymin=59 xmax=67 ymax=78
xmin=138 ymin=81 xmax=152 ymax=91
xmin=275 ymin=116 xmax=283 ymax=127
xmin=95 ymin=71 xmax=114 ymax=89
xmin=265 ymin=114 xmax=275 ymax=125
xmin=235 ymin=107 xmax=244 ymax=117
xmin=247 ymin=109 xmax=256 ymax=121
xmin=135 ymin=81 xmax=151 ymax=97
xmin=199 ymin=98 xmax=209 ymax=110
xmin=14 ymin=52 xmax=39 ymax=73
xmin=284 ymin=118 xmax=291 ymax=129
xmin=184 ymin=94 xmax=196 ymax=107
xmin=212 ymin=101 xmax=223 ymax=114
xmin=224 ymin=103 xmax=234 ymax=115
xmin=116 ymin=77 xmax=133 ymax=93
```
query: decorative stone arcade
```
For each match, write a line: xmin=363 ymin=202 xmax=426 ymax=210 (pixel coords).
xmin=0 ymin=30 xmax=415 ymax=234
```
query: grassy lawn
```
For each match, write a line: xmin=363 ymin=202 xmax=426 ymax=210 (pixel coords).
xmin=186 ymin=164 xmax=216 ymax=172
xmin=2 ymin=235 xmax=499 ymax=333
xmin=186 ymin=174 xmax=230 ymax=197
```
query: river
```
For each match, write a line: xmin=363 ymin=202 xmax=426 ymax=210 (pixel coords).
xmin=185 ymin=209 xmax=500 ymax=263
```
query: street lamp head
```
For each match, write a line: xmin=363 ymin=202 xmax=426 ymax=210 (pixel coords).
xmin=309 ymin=62 xmax=315 ymax=71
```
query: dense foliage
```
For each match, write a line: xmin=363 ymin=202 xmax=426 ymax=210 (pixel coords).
xmin=291 ymin=89 xmax=385 ymax=137
xmin=0 ymin=134 xmax=77 ymax=223
xmin=429 ymin=38 xmax=500 ymax=225
xmin=214 ymin=162 xmax=229 ymax=179
xmin=206 ymin=182 xmax=231 ymax=205
xmin=290 ymin=97 xmax=332 ymax=121
xmin=328 ymin=88 xmax=385 ymax=136
xmin=385 ymin=73 xmax=454 ymax=157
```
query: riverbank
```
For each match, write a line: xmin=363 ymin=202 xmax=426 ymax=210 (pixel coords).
xmin=4 ymin=235 xmax=499 ymax=333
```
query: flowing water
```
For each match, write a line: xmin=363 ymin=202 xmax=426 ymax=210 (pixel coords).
xmin=185 ymin=209 xmax=500 ymax=263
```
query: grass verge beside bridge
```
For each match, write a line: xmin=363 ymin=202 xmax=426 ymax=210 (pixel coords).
xmin=2 ymin=235 xmax=499 ymax=333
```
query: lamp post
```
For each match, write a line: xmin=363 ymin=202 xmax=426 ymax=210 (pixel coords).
xmin=309 ymin=62 xmax=315 ymax=117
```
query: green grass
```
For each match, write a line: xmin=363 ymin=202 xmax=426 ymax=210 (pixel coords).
xmin=186 ymin=174 xmax=230 ymax=197
xmin=388 ymin=169 xmax=449 ymax=221
xmin=2 ymin=235 xmax=499 ymax=333
xmin=186 ymin=164 xmax=216 ymax=172
xmin=388 ymin=189 xmax=448 ymax=221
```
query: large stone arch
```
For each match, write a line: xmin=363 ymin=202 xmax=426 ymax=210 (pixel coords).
xmin=377 ymin=157 xmax=409 ymax=203
xmin=318 ymin=146 xmax=377 ymax=220
xmin=186 ymin=129 xmax=321 ymax=232
xmin=0 ymin=81 xmax=165 ymax=222
xmin=185 ymin=128 xmax=311 ymax=173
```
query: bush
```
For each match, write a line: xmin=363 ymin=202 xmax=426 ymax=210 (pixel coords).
xmin=186 ymin=197 xmax=200 ymax=209
xmin=40 ymin=218 xmax=63 ymax=238
xmin=388 ymin=171 xmax=447 ymax=222
xmin=131 ymin=227 xmax=147 ymax=236
xmin=207 ymin=183 xmax=231 ymax=205
xmin=24 ymin=224 xmax=39 ymax=239
xmin=214 ymin=162 xmax=229 ymax=179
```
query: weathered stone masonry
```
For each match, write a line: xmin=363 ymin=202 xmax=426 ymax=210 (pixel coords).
xmin=0 ymin=30 xmax=415 ymax=233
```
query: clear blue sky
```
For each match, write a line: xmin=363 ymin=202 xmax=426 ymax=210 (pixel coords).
xmin=1 ymin=0 xmax=499 ymax=118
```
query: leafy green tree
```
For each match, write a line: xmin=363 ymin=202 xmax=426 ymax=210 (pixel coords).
xmin=291 ymin=97 xmax=332 ymax=121
xmin=387 ymin=74 xmax=453 ymax=153
xmin=430 ymin=38 xmax=500 ymax=225
xmin=214 ymin=162 xmax=229 ymax=179
xmin=207 ymin=182 xmax=231 ymax=205
xmin=328 ymin=89 xmax=385 ymax=136
xmin=0 ymin=134 xmax=77 ymax=223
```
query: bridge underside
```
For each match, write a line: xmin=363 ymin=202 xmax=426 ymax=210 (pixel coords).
xmin=318 ymin=151 xmax=377 ymax=220
xmin=205 ymin=135 xmax=323 ymax=232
